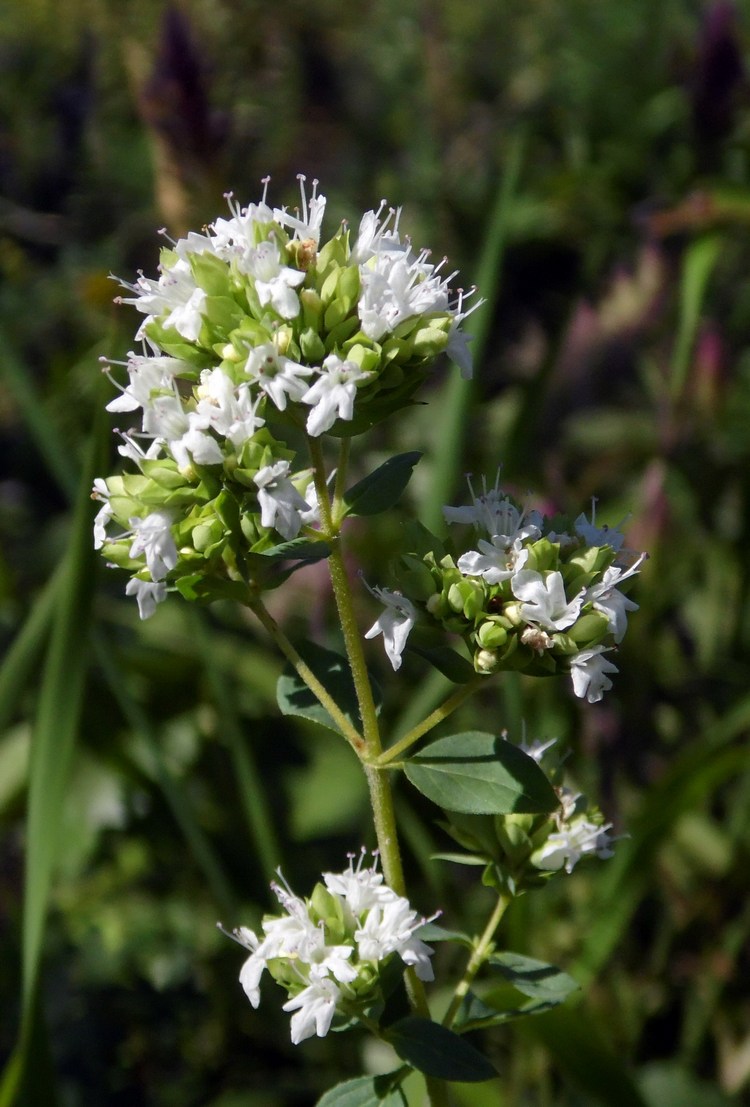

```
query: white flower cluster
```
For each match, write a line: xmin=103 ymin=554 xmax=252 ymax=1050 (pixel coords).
xmin=367 ymin=476 xmax=646 ymax=703
xmin=109 ymin=177 xmax=476 ymax=454
xmin=226 ymin=853 xmax=435 ymax=1044
xmin=95 ymin=176 xmax=479 ymax=618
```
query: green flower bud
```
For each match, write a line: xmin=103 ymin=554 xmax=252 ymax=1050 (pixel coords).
xmin=309 ymin=883 xmax=346 ymax=942
xmin=299 ymin=327 xmax=326 ymax=361
xmin=524 ymin=537 xmax=560 ymax=573
xmin=324 ymin=298 xmax=352 ymax=331
xmin=446 ymin=578 xmax=485 ymax=619
xmin=343 ymin=343 xmax=381 ymax=374
xmin=316 ymin=229 xmax=349 ymax=276
xmin=567 ymin=610 xmax=610 ymax=645
xmin=300 ymin=287 xmax=323 ymax=330
xmin=410 ymin=323 xmax=450 ymax=359
xmin=476 ymin=619 xmax=508 ymax=649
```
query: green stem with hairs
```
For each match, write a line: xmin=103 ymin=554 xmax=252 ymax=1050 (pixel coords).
xmin=442 ymin=892 xmax=512 ymax=1029
xmin=248 ymin=593 xmax=365 ymax=753
xmin=307 ymin=435 xmax=451 ymax=1107
xmin=375 ymin=677 xmax=484 ymax=766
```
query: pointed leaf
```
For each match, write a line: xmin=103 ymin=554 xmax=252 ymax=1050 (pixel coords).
xmin=487 ymin=952 xmax=579 ymax=1002
xmin=257 ymin=537 xmax=332 ymax=561
xmin=404 ymin=732 xmax=558 ymax=814
xmin=343 ymin=452 xmax=422 ymax=516
xmin=277 ymin=641 xmax=382 ymax=735
xmin=386 ymin=1017 xmax=496 ymax=1083
xmin=455 ymin=986 xmax=573 ymax=1032
xmin=454 ymin=990 xmax=557 ymax=1031
xmin=408 ymin=644 xmax=475 ymax=684
xmin=415 ymin=922 xmax=472 ymax=945
xmin=316 ymin=1073 xmax=406 ymax=1107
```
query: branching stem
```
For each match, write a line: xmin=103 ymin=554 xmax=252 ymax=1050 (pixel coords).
xmin=375 ymin=678 xmax=484 ymax=766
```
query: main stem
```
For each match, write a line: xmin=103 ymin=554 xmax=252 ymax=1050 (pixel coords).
xmin=308 ymin=437 xmax=450 ymax=1107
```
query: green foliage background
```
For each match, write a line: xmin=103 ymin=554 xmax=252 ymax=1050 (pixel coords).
xmin=1 ymin=0 xmax=749 ymax=1104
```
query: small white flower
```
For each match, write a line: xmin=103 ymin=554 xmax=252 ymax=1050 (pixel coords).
xmin=209 ymin=188 xmax=275 ymax=265
xmin=119 ymin=258 xmax=207 ymax=342
xmin=141 ymin=393 xmax=224 ymax=471
xmin=128 ymin=511 xmax=177 ymax=581
xmin=350 ymin=200 xmax=404 ymax=265
xmin=574 ymin=501 xmax=628 ymax=554
xmin=115 ymin=431 xmax=163 ymax=465
xmin=274 ymin=175 xmax=327 ymax=245
xmin=323 ymin=850 xmax=393 ymax=918
xmin=302 ymin=355 xmax=372 ymax=436
xmin=533 ymin=815 xmax=615 ymax=874
xmin=354 ymin=896 xmax=435 ymax=981
xmin=92 ymin=479 xmax=113 ymax=549
xmin=254 ymin=460 xmax=312 ymax=540
xmin=585 ymin=553 xmax=646 ymax=643
xmin=245 ymin=239 xmax=305 ymax=318
xmin=104 ymin=352 xmax=187 ymax=415
xmin=444 ymin=476 xmax=543 ymax=544
xmin=457 ymin=538 xmax=529 ymax=583
xmin=125 ymin=577 xmax=167 ymax=619
xmin=516 ymin=734 xmax=558 ymax=764
xmin=243 ymin=343 xmax=312 ymax=410
xmin=569 ymin=645 xmax=619 ymax=703
xmin=195 ymin=368 xmax=265 ymax=449
xmin=282 ymin=972 xmax=341 ymax=1044
xmin=358 ymin=249 xmax=450 ymax=342
xmin=363 ymin=584 xmax=416 ymax=671
xmin=511 ymin=570 xmax=585 ymax=632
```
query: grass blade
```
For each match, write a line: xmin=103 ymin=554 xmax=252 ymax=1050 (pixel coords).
xmin=5 ymin=392 xmax=108 ymax=1102
xmin=423 ymin=131 xmax=526 ymax=532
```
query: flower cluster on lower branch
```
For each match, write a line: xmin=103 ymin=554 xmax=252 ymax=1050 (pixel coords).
xmin=366 ymin=477 xmax=647 ymax=703
xmin=223 ymin=853 xmax=435 ymax=1044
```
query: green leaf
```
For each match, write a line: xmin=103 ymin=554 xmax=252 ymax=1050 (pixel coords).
xmin=404 ymin=732 xmax=558 ymax=814
xmin=257 ymin=537 xmax=332 ymax=561
xmin=455 ymin=955 xmax=579 ymax=1033
xmin=316 ymin=1072 xmax=407 ymax=1107
xmin=487 ymin=952 xmax=579 ymax=1002
xmin=407 ymin=644 xmax=475 ymax=684
xmin=386 ymin=1017 xmax=496 ymax=1083
xmin=343 ymin=452 xmax=422 ymax=516
xmin=415 ymin=922 xmax=472 ymax=945
xmin=277 ymin=641 xmax=382 ymax=735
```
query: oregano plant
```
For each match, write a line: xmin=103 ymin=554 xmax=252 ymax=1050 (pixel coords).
xmin=94 ymin=175 xmax=645 ymax=1105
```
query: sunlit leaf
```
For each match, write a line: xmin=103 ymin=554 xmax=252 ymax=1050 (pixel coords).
xmin=404 ymin=732 xmax=558 ymax=814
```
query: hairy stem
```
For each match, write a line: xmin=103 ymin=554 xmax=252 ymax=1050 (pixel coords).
xmin=375 ymin=678 xmax=484 ymax=766
xmin=442 ymin=893 xmax=512 ymax=1029
xmin=248 ymin=595 xmax=365 ymax=753
xmin=307 ymin=436 xmax=449 ymax=1107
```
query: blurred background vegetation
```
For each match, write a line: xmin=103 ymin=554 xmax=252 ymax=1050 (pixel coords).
xmin=1 ymin=0 xmax=749 ymax=1104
